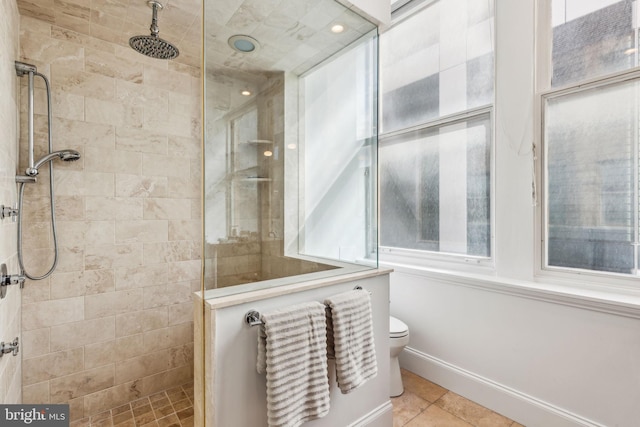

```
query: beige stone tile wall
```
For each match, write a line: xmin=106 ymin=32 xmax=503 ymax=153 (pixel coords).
xmin=18 ymin=14 xmax=201 ymax=421
xmin=0 ymin=0 xmax=22 ymax=406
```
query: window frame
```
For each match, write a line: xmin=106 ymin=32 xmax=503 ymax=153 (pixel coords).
xmin=378 ymin=107 xmax=496 ymax=271
xmin=536 ymin=0 xmax=640 ymax=288
xmin=378 ymin=0 xmax=497 ymax=271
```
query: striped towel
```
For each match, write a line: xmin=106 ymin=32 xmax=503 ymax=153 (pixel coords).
xmin=256 ymin=301 xmax=330 ymax=427
xmin=325 ymin=289 xmax=377 ymax=394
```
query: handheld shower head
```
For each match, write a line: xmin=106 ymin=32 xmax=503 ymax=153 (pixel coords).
xmin=26 ymin=149 xmax=81 ymax=176
xmin=58 ymin=150 xmax=81 ymax=162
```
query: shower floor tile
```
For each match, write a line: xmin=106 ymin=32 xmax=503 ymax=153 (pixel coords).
xmin=70 ymin=383 xmax=194 ymax=427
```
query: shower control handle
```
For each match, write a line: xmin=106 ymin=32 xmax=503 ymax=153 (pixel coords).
xmin=0 ymin=338 xmax=19 ymax=357
xmin=0 ymin=205 xmax=18 ymax=221
xmin=0 ymin=264 xmax=25 ymax=299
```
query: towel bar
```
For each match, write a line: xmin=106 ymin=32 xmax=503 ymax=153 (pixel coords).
xmin=244 ymin=286 xmax=370 ymax=327
xmin=245 ymin=310 xmax=262 ymax=326
xmin=354 ymin=285 xmax=372 ymax=294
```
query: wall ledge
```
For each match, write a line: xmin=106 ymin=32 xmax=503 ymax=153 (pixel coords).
xmin=400 ymin=347 xmax=607 ymax=427
xmin=204 ymin=267 xmax=393 ymax=309
xmin=383 ymin=262 xmax=640 ymax=319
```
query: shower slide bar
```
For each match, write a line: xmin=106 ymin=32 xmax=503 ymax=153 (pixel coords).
xmin=14 ymin=61 xmax=37 ymax=176
xmin=14 ymin=60 xmax=82 ymax=281
xmin=244 ymin=285 xmax=371 ymax=327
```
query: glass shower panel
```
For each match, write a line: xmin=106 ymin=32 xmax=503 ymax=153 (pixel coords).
xmin=203 ymin=0 xmax=379 ymax=295
xmin=300 ymin=39 xmax=378 ymax=264
xmin=230 ymin=108 xmax=260 ymax=237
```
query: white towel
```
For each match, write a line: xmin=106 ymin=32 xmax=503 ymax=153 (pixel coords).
xmin=257 ymin=301 xmax=330 ymax=427
xmin=325 ymin=289 xmax=377 ymax=394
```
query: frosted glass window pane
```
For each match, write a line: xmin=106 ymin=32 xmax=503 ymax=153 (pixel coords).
xmin=380 ymin=0 xmax=494 ymax=133
xmin=467 ymin=18 xmax=494 ymax=61
xmin=440 ymin=0 xmax=467 ymax=71
xmin=551 ymin=0 xmax=635 ymax=87
xmin=440 ymin=64 xmax=467 ymax=116
xmin=545 ymin=80 xmax=635 ymax=273
xmin=380 ymin=113 xmax=491 ymax=256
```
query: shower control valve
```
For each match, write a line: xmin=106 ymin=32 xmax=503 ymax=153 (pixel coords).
xmin=0 ymin=264 xmax=25 ymax=299
xmin=2 ymin=274 xmax=26 ymax=287
xmin=0 ymin=338 xmax=19 ymax=357
xmin=0 ymin=205 xmax=18 ymax=221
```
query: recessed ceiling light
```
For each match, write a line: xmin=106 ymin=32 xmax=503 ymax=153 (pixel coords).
xmin=331 ymin=24 xmax=345 ymax=33
xmin=624 ymin=48 xmax=637 ymax=56
xmin=241 ymin=90 xmax=251 ymax=96
xmin=228 ymin=35 xmax=260 ymax=53
xmin=263 ymin=150 xmax=273 ymax=157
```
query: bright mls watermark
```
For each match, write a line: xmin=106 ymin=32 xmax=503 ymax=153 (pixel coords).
xmin=0 ymin=405 xmax=69 ymax=426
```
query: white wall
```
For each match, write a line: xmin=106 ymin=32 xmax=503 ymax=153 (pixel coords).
xmin=0 ymin=0 xmax=22 ymax=405
xmin=205 ymin=273 xmax=391 ymax=427
xmin=386 ymin=1 xmax=640 ymax=426
xmin=390 ymin=270 xmax=640 ymax=427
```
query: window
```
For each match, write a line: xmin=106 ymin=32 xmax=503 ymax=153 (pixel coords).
xmin=379 ymin=0 xmax=494 ymax=260
xmin=380 ymin=113 xmax=491 ymax=256
xmin=551 ymin=0 xmax=635 ymax=87
xmin=542 ymin=0 xmax=640 ymax=276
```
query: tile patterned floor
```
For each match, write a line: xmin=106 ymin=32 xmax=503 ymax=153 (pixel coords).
xmin=69 ymin=373 xmax=520 ymax=427
xmin=393 ymin=370 xmax=526 ymax=427
xmin=69 ymin=382 xmax=194 ymax=427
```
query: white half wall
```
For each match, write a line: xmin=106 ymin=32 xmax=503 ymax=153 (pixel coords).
xmin=200 ymin=271 xmax=392 ymax=427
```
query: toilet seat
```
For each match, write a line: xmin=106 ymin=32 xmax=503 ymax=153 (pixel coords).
xmin=390 ymin=316 xmax=408 ymax=338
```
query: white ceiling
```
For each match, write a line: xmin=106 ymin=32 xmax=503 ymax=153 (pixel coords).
xmin=204 ymin=0 xmax=376 ymax=83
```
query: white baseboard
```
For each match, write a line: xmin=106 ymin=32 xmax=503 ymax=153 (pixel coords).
xmin=349 ymin=400 xmax=393 ymax=427
xmin=400 ymin=347 xmax=606 ymax=427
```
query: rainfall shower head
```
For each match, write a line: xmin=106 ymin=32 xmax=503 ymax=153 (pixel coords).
xmin=129 ymin=1 xmax=179 ymax=60
xmin=26 ymin=149 xmax=81 ymax=176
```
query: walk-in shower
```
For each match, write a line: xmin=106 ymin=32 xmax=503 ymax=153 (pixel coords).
xmin=202 ymin=0 xmax=379 ymax=296
xmin=14 ymin=60 xmax=82 ymax=280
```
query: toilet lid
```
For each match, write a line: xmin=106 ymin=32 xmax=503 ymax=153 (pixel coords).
xmin=390 ymin=316 xmax=408 ymax=338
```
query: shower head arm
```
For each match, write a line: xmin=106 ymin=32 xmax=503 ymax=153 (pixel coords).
xmin=149 ymin=1 xmax=162 ymax=37
xmin=128 ymin=0 xmax=179 ymax=60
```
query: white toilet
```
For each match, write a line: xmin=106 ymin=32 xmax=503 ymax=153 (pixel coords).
xmin=389 ymin=315 xmax=410 ymax=397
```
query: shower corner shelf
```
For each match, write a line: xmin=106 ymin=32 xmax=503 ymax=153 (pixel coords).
xmin=244 ymin=139 xmax=273 ymax=145
xmin=239 ymin=177 xmax=272 ymax=182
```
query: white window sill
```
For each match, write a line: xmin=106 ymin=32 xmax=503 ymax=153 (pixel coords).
xmin=381 ymin=260 xmax=640 ymax=319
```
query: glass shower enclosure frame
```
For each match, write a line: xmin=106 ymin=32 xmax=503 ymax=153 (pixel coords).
xmin=202 ymin=0 xmax=380 ymax=298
